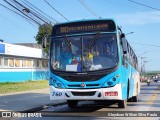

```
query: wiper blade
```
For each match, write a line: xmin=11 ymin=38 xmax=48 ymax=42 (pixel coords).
xmin=64 ymin=35 xmax=72 ymax=52
xmin=88 ymin=32 xmax=100 ymax=50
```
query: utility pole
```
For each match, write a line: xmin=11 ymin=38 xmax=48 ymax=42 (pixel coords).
xmin=137 ymin=52 xmax=147 ymax=74
xmin=140 ymin=57 xmax=146 ymax=73
xmin=143 ymin=60 xmax=148 ymax=73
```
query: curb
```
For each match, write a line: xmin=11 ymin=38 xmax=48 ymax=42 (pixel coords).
xmin=21 ymin=101 xmax=67 ymax=113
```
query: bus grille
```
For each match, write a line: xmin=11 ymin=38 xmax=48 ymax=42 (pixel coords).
xmin=68 ymin=84 xmax=99 ymax=88
xmin=61 ymin=75 xmax=106 ymax=82
xmin=71 ymin=91 xmax=96 ymax=96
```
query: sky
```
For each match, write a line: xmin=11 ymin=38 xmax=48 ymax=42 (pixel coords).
xmin=0 ymin=0 xmax=160 ymax=71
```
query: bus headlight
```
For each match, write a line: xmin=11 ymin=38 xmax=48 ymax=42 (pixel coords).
xmin=54 ymin=82 xmax=64 ymax=88
xmin=112 ymin=77 xmax=116 ymax=81
xmin=102 ymin=77 xmax=117 ymax=87
xmin=53 ymin=79 xmax=56 ymax=83
xmin=50 ymin=77 xmax=65 ymax=89
xmin=107 ymin=81 xmax=113 ymax=86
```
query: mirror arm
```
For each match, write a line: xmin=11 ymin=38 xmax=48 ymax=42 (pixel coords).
xmin=42 ymin=35 xmax=47 ymax=48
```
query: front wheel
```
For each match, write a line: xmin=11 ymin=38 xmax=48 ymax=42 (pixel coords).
xmin=118 ymin=100 xmax=126 ymax=108
xmin=132 ymin=84 xmax=139 ymax=102
xmin=67 ymin=100 xmax=78 ymax=108
xmin=132 ymin=96 xmax=138 ymax=102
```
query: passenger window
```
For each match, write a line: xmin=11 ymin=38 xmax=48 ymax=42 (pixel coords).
xmin=9 ymin=58 xmax=14 ymax=67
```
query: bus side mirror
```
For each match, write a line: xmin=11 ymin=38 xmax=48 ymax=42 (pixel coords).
xmin=121 ymin=37 xmax=127 ymax=55
xmin=120 ymin=33 xmax=125 ymax=38
xmin=42 ymin=35 xmax=47 ymax=48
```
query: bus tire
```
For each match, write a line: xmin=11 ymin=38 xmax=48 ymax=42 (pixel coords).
xmin=132 ymin=96 xmax=138 ymax=102
xmin=132 ymin=83 xmax=139 ymax=102
xmin=67 ymin=100 xmax=78 ymax=108
xmin=118 ymin=100 xmax=126 ymax=108
xmin=127 ymin=80 xmax=132 ymax=102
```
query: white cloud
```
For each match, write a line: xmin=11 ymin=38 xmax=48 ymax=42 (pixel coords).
xmin=114 ymin=11 xmax=160 ymax=25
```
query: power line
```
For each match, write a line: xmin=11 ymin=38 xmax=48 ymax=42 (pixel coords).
xmin=130 ymin=42 xmax=160 ymax=48
xmin=0 ymin=3 xmax=37 ymax=28
xmin=0 ymin=3 xmax=29 ymax=21
xmin=0 ymin=7 xmax=37 ymax=32
xmin=22 ymin=1 xmax=54 ymax=24
xmin=13 ymin=0 xmax=47 ymax=24
xmin=135 ymin=49 xmax=160 ymax=52
xmin=78 ymin=0 xmax=101 ymax=18
xmin=3 ymin=0 xmax=41 ymax=25
xmin=43 ymin=0 xmax=69 ymax=21
xmin=128 ymin=0 xmax=160 ymax=12
xmin=23 ymin=0 xmax=59 ymax=23
xmin=5 ymin=0 xmax=57 ymax=26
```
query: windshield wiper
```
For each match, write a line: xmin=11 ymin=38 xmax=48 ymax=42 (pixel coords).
xmin=64 ymin=35 xmax=72 ymax=52
xmin=88 ymin=32 xmax=101 ymax=51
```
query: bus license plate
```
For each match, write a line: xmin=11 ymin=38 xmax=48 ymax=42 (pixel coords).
xmin=105 ymin=92 xmax=118 ymax=96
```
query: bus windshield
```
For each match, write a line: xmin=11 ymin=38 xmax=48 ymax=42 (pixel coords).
xmin=51 ymin=33 xmax=118 ymax=72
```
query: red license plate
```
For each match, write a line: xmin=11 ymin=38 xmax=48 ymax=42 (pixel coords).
xmin=105 ymin=92 xmax=118 ymax=96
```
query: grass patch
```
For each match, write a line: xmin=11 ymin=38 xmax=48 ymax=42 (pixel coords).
xmin=0 ymin=80 xmax=48 ymax=94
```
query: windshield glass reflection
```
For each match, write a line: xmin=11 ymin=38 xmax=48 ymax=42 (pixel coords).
xmin=51 ymin=33 xmax=118 ymax=72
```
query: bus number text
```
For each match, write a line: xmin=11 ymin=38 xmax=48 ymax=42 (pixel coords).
xmin=52 ymin=92 xmax=62 ymax=96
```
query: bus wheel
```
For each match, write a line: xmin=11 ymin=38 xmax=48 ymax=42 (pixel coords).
xmin=132 ymin=96 xmax=138 ymax=102
xmin=132 ymin=85 xmax=139 ymax=102
xmin=118 ymin=100 xmax=126 ymax=108
xmin=67 ymin=100 xmax=78 ymax=108
xmin=127 ymin=80 xmax=132 ymax=102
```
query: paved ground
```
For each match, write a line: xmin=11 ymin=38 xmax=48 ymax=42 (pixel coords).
xmin=33 ymin=82 xmax=159 ymax=120
xmin=0 ymin=82 xmax=158 ymax=114
xmin=2 ymin=82 xmax=159 ymax=120
xmin=0 ymin=88 xmax=66 ymax=111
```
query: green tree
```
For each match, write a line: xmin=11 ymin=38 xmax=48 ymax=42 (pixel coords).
xmin=35 ymin=23 xmax=52 ymax=56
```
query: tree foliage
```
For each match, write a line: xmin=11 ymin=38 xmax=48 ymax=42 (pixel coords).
xmin=35 ymin=23 xmax=52 ymax=56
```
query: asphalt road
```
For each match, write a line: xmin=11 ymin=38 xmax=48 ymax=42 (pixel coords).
xmin=32 ymin=83 xmax=160 ymax=120
xmin=0 ymin=88 xmax=66 ymax=111
xmin=3 ymin=82 xmax=160 ymax=120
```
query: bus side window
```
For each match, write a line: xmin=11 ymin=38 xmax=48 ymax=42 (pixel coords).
xmin=120 ymin=42 xmax=125 ymax=59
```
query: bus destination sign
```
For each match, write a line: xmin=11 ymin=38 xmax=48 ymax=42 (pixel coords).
xmin=60 ymin=24 xmax=108 ymax=34
xmin=52 ymin=20 xmax=116 ymax=35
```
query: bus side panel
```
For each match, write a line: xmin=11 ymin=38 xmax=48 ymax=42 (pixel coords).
xmin=117 ymin=33 xmax=129 ymax=100
xmin=118 ymin=51 xmax=139 ymax=100
xmin=121 ymin=63 xmax=138 ymax=100
xmin=118 ymin=47 xmax=129 ymax=100
xmin=121 ymin=64 xmax=129 ymax=100
xmin=132 ymin=70 xmax=140 ymax=97
xmin=121 ymin=63 xmax=140 ymax=99
xmin=129 ymin=66 xmax=135 ymax=98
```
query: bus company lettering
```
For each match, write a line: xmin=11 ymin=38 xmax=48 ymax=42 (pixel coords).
xmin=60 ymin=24 xmax=108 ymax=33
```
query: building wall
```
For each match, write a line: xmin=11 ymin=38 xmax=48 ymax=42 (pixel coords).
xmin=0 ymin=69 xmax=48 ymax=82
xmin=0 ymin=42 xmax=49 ymax=83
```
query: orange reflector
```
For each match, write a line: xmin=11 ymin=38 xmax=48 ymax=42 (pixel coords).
xmin=105 ymin=91 xmax=118 ymax=96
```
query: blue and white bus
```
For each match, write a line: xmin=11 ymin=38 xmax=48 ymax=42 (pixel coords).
xmin=46 ymin=19 xmax=140 ymax=108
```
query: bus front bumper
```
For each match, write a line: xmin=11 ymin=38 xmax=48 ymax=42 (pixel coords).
xmin=49 ymin=84 xmax=122 ymax=100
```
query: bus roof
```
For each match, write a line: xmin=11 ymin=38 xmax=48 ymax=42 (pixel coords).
xmin=54 ymin=18 xmax=117 ymax=26
xmin=52 ymin=19 xmax=118 ymax=36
